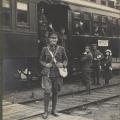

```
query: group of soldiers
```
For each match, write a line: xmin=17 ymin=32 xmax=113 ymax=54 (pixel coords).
xmin=81 ymin=44 xmax=112 ymax=94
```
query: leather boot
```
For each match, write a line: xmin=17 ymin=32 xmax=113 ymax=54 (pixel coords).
xmin=42 ymin=93 xmax=50 ymax=119
xmin=51 ymin=93 xmax=59 ymax=117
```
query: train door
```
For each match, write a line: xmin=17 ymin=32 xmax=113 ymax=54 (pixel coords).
xmin=37 ymin=3 xmax=69 ymax=54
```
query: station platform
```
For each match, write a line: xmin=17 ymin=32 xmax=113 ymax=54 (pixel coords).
xmin=3 ymin=100 xmax=93 ymax=120
xmin=3 ymin=75 xmax=120 ymax=104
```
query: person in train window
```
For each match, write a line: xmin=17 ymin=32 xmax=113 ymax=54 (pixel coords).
xmin=103 ymin=49 xmax=112 ymax=85
xmin=81 ymin=45 xmax=93 ymax=94
xmin=94 ymin=26 xmax=100 ymax=36
xmin=38 ymin=8 xmax=48 ymax=37
xmin=74 ymin=23 xmax=80 ymax=35
xmin=91 ymin=44 xmax=104 ymax=85
xmin=58 ymin=27 xmax=67 ymax=48
xmin=79 ymin=20 xmax=84 ymax=34
xmin=48 ymin=22 xmax=55 ymax=34
xmin=40 ymin=32 xmax=68 ymax=119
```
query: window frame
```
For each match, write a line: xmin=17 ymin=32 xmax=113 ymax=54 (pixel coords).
xmin=16 ymin=0 xmax=30 ymax=29
xmin=101 ymin=15 xmax=108 ymax=36
xmin=1 ymin=0 xmax=12 ymax=28
xmin=92 ymin=13 xmax=101 ymax=35
xmin=82 ymin=12 xmax=92 ymax=34
xmin=72 ymin=11 xmax=92 ymax=35
xmin=112 ymin=17 xmax=118 ymax=36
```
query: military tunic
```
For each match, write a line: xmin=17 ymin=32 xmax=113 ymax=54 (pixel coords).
xmin=40 ymin=45 xmax=68 ymax=93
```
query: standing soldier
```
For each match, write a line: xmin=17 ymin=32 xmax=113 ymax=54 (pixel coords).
xmin=81 ymin=45 xmax=93 ymax=94
xmin=40 ymin=33 xmax=68 ymax=119
xmin=91 ymin=44 xmax=103 ymax=85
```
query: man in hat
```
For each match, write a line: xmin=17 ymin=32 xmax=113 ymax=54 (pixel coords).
xmin=40 ymin=32 xmax=68 ymax=119
xmin=91 ymin=44 xmax=103 ymax=85
xmin=81 ymin=45 xmax=93 ymax=94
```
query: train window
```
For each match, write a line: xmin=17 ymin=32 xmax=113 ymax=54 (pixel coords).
xmin=108 ymin=1 xmax=115 ymax=8
xmin=73 ymin=11 xmax=91 ymax=35
xmin=101 ymin=0 xmax=106 ymax=5
xmin=112 ymin=18 xmax=118 ymax=36
xmin=73 ymin=11 xmax=81 ymax=19
xmin=16 ymin=1 xmax=29 ymax=27
xmin=118 ymin=19 xmax=120 ymax=36
xmin=93 ymin=14 xmax=100 ymax=22
xmin=73 ymin=20 xmax=84 ymax=35
xmin=2 ymin=0 xmax=10 ymax=8
xmin=73 ymin=11 xmax=84 ymax=35
xmin=1 ymin=0 xmax=11 ymax=26
xmin=93 ymin=14 xmax=101 ymax=36
xmin=101 ymin=16 xmax=107 ymax=36
xmin=82 ymin=12 xmax=91 ymax=34
xmin=90 ymin=0 xmax=96 ymax=2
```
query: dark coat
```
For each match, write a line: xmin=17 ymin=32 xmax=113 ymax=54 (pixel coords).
xmin=103 ymin=56 xmax=112 ymax=70
xmin=103 ymin=55 xmax=112 ymax=81
xmin=81 ymin=52 xmax=93 ymax=71
xmin=40 ymin=45 xmax=68 ymax=77
xmin=40 ymin=45 xmax=68 ymax=92
xmin=91 ymin=49 xmax=103 ymax=69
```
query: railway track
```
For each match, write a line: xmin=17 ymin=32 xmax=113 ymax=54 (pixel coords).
xmin=19 ymin=82 xmax=120 ymax=104
xmin=20 ymin=83 xmax=120 ymax=120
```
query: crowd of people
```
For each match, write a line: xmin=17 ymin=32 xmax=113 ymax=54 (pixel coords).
xmin=81 ymin=44 xmax=112 ymax=94
xmin=39 ymin=32 xmax=112 ymax=119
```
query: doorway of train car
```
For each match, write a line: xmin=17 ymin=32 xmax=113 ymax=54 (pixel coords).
xmin=47 ymin=4 xmax=68 ymax=34
xmin=37 ymin=2 xmax=69 ymax=56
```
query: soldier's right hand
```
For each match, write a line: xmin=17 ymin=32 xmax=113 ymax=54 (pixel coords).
xmin=46 ymin=63 xmax=52 ymax=68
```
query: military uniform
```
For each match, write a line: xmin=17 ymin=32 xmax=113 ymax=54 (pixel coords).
xmin=40 ymin=44 xmax=68 ymax=118
xmin=91 ymin=49 xmax=103 ymax=85
xmin=81 ymin=51 xmax=93 ymax=93
xmin=40 ymin=45 xmax=68 ymax=93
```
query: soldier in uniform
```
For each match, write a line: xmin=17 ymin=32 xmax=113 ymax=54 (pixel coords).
xmin=91 ymin=44 xmax=103 ymax=85
xmin=40 ymin=33 xmax=68 ymax=119
xmin=81 ymin=45 xmax=93 ymax=94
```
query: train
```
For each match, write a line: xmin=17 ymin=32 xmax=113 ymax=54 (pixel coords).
xmin=1 ymin=0 xmax=120 ymax=90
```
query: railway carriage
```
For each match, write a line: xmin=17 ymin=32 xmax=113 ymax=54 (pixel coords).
xmin=1 ymin=0 xmax=120 ymax=89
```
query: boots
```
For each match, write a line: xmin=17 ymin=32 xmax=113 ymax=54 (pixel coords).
xmin=42 ymin=93 xmax=50 ymax=119
xmin=51 ymin=92 xmax=59 ymax=117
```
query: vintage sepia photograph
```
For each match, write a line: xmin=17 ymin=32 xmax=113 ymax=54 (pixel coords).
xmin=1 ymin=0 xmax=120 ymax=120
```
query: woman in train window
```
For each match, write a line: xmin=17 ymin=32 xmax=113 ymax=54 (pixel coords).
xmin=103 ymin=49 xmax=112 ymax=85
xmin=40 ymin=32 xmax=68 ymax=119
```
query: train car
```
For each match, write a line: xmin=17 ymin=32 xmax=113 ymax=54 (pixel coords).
xmin=1 ymin=0 xmax=38 ymax=90
xmin=37 ymin=0 xmax=120 ymax=76
xmin=1 ymin=0 xmax=120 ymax=90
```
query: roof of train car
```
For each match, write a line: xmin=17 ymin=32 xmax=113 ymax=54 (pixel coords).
xmin=60 ymin=0 xmax=120 ymax=14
